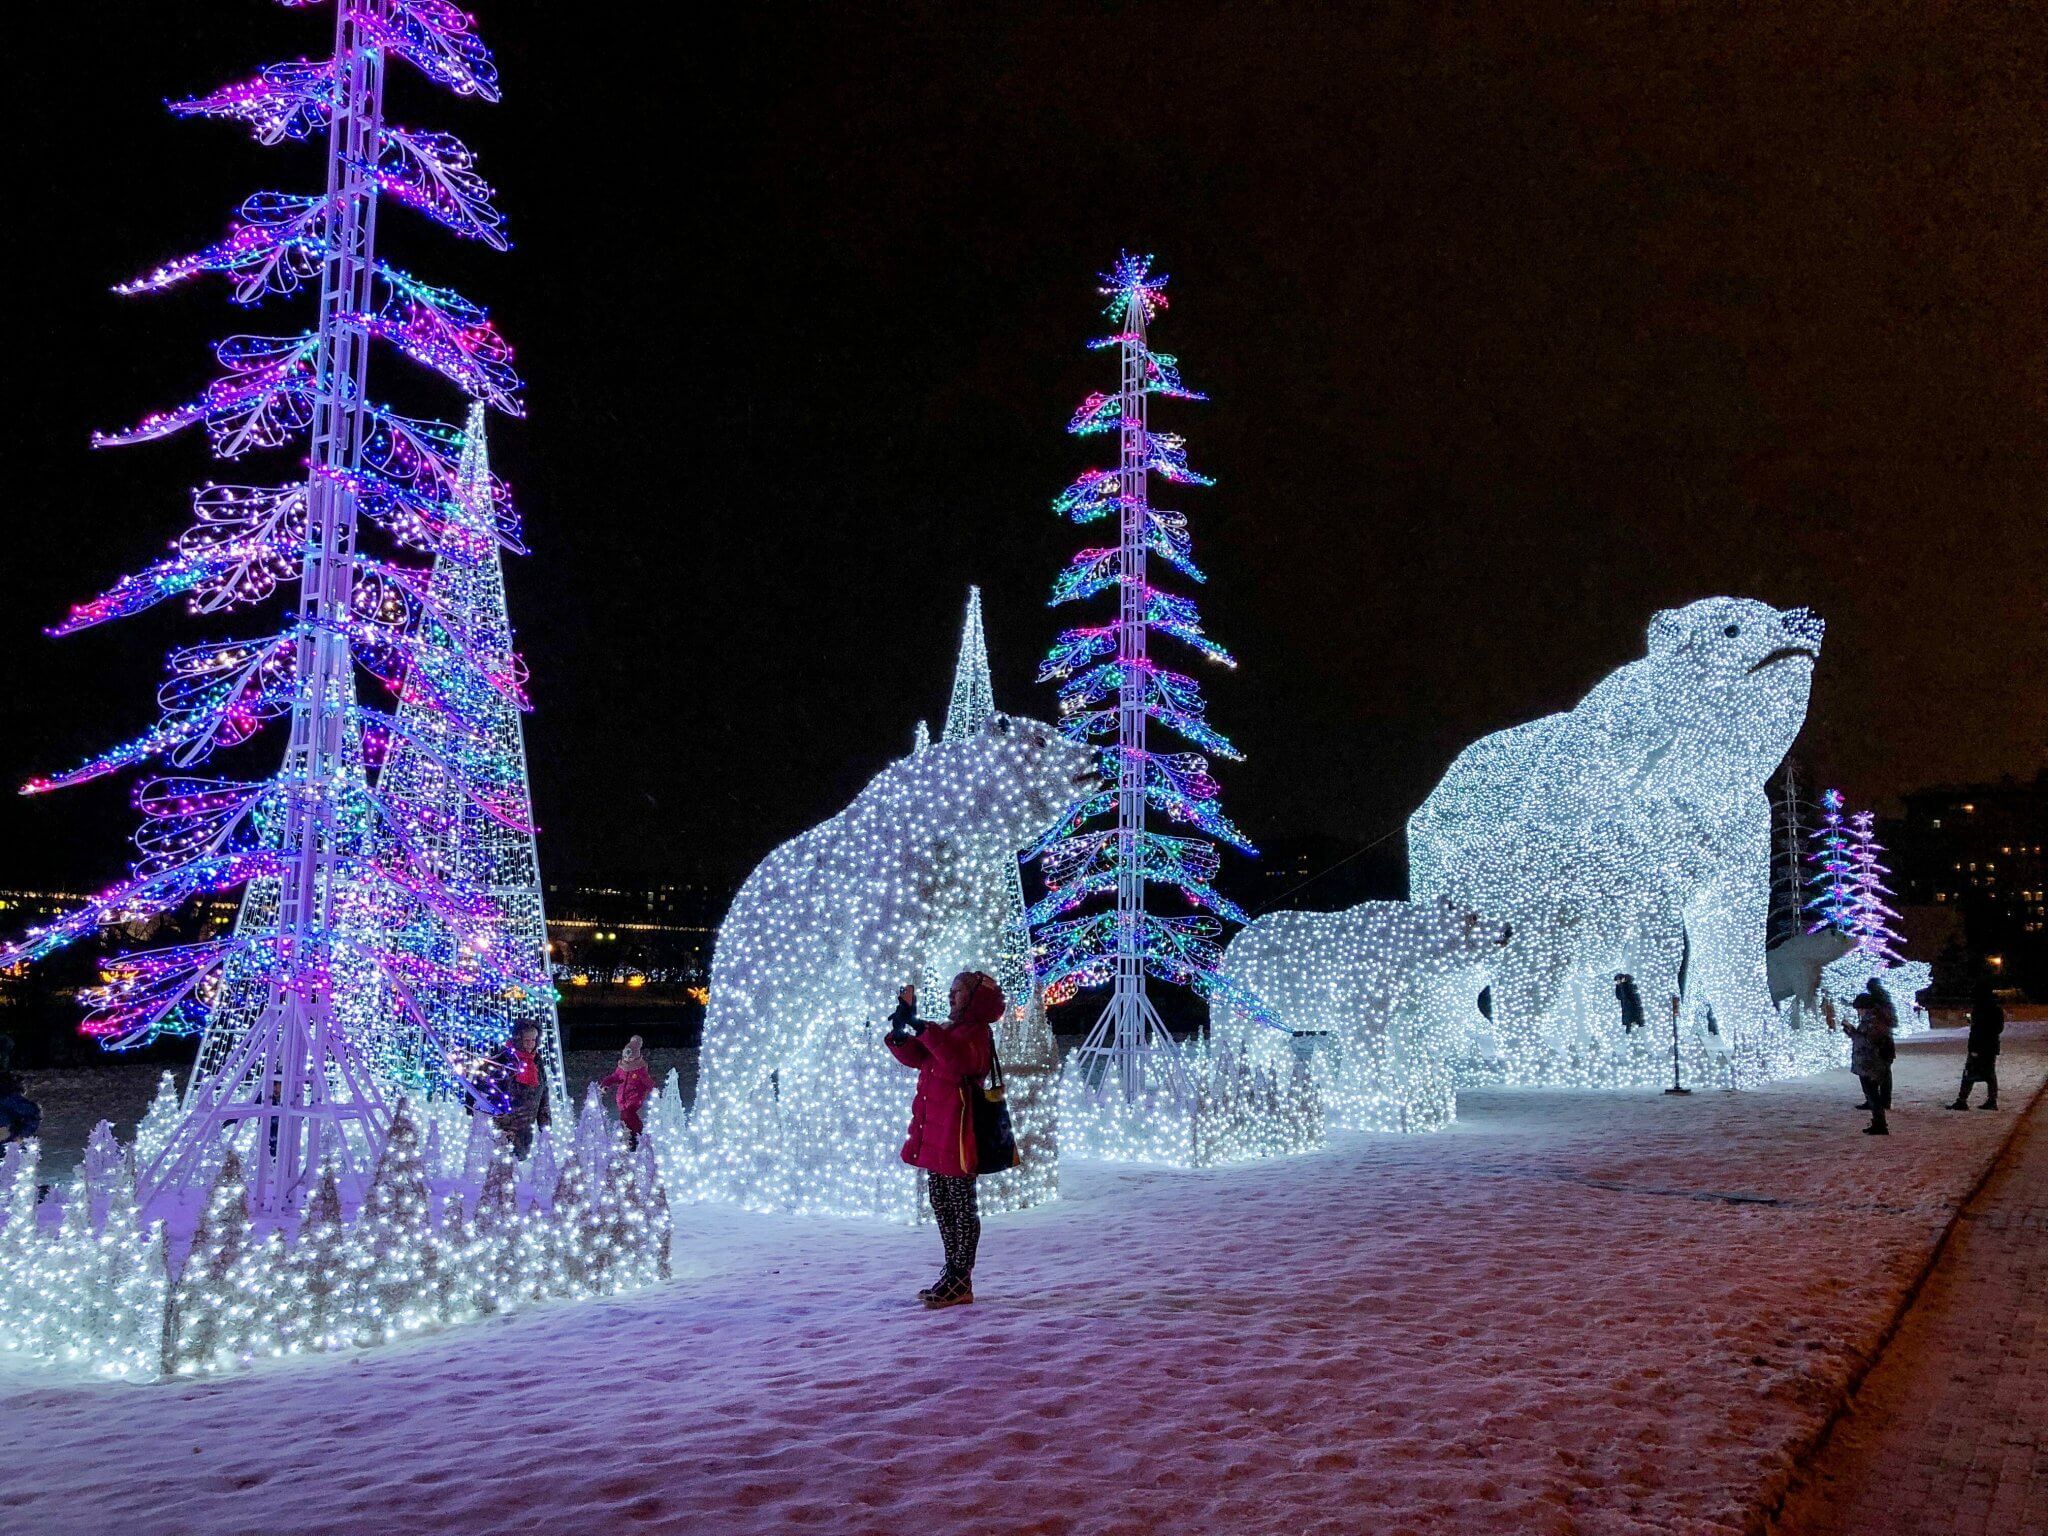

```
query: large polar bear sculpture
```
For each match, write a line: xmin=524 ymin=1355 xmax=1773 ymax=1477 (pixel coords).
xmin=1408 ymin=597 xmax=1823 ymax=1088
xmin=1215 ymin=898 xmax=1510 ymax=1132
xmin=684 ymin=715 xmax=1096 ymax=1219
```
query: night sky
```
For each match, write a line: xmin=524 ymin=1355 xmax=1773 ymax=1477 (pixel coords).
xmin=3 ymin=3 xmax=2043 ymax=899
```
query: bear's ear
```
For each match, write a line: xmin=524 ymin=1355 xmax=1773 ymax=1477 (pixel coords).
xmin=1647 ymin=607 xmax=1691 ymax=655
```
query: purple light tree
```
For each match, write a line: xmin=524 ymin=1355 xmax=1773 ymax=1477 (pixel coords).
xmin=1804 ymin=788 xmax=1854 ymax=937
xmin=1 ymin=0 xmax=526 ymax=1215
xmin=1844 ymin=810 xmax=1905 ymax=964
xmin=1030 ymin=253 xmax=1255 ymax=1109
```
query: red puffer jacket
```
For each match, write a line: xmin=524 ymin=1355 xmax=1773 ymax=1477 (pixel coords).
xmin=886 ymin=1001 xmax=996 ymax=1178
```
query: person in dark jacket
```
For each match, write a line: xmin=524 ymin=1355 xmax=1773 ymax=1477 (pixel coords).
xmin=1845 ymin=989 xmax=1895 ymax=1135
xmin=886 ymin=971 xmax=1002 ymax=1309
xmin=1615 ymin=974 xmax=1646 ymax=1033
xmin=1949 ymin=979 xmax=2004 ymax=1111
xmin=0 ymin=1034 xmax=40 ymax=1145
xmin=485 ymin=1023 xmax=554 ymax=1158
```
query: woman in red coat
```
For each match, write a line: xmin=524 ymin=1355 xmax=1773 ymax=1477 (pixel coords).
xmin=886 ymin=970 xmax=1002 ymax=1309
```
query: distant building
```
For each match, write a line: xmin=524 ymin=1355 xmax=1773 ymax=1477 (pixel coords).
xmin=1888 ymin=771 xmax=2048 ymax=997
xmin=542 ymin=873 xmax=734 ymax=994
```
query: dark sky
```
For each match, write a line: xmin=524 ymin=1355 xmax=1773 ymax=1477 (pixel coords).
xmin=3 ymin=2 xmax=2043 ymax=897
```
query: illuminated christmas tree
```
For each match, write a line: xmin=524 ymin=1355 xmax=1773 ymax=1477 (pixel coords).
xmin=942 ymin=586 xmax=998 ymax=745
xmin=1032 ymin=253 xmax=1255 ymax=1109
xmin=366 ymin=404 xmax=564 ymax=1112
xmin=0 ymin=1 xmax=527 ymax=1214
xmin=1805 ymin=789 xmax=1854 ymax=935
xmin=1844 ymin=810 xmax=1904 ymax=963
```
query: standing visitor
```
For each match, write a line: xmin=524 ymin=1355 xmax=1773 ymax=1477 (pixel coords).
xmin=600 ymin=1035 xmax=656 ymax=1148
xmin=487 ymin=1023 xmax=554 ymax=1158
xmin=886 ymin=971 xmax=1003 ymax=1309
xmin=1615 ymin=974 xmax=1646 ymax=1033
xmin=1845 ymin=987 xmax=1895 ymax=1135
xmin=0 ymin=1035 xmax=40 ymax=1145
xmin=1949 ymin=978 xmax=2004 ymax=1111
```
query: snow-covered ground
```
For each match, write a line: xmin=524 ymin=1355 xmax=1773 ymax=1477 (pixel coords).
xmin=5 ymin=1019 xmax=2041 ymax=1536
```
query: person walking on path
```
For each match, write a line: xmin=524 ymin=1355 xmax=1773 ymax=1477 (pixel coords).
xmin=599 ymin=1035 xmax=656 ymax=1148
xmin=1845 ymin=983 xmax=1896 ymax=1135
xmin=1948 ymin=978 xmax=2004 ymax=1111
xmin=486 ymin=1022 xmax=554 ymax=1159
xmin=886 ymin=971 xmax=1002 ymax=1310
xmin=1615 ymin=973 xmax=1646 ymax=1034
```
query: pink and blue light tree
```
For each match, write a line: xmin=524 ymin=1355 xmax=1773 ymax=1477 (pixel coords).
xmin=1805 ymin=789 xmax=1855 ymax=936
xmin=0 ymin=0 xmax=530 ymax=1214
xmin=1030 ymin=253 xmax=1255 ymax=1105
xmin=1844 ymin=810 xmax=1905 ymax=964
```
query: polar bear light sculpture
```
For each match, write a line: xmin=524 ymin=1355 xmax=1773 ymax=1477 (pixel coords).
xmin=1216 ymin=897 xmax=1510 ymax=1132
xmin=687 ymin=715 xmax=1096 ymax=1218
xmin=1409 ymin=597 xmax=1823 ymax=1088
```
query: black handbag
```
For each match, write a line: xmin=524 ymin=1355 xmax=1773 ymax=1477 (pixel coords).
xmin=968 ymin=1045 xmax=1020 ymax=1174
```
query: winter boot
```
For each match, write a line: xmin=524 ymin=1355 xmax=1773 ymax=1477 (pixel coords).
xmin=923 ymin=1270 xmax=974 ymax=1309
xmin=1948 ymin=1099 xmax=1971 ymax=1111
xmin=1979 ymin=1100 xmax=1998 ymax=1110
xmin=1863 ymin=1121 xmax=1889 ymax=1135
xmin=918 ymin=1267 xmax=956 ymax=1303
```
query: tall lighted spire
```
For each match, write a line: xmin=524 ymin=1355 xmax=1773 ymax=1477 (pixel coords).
xmin=937 ymin=586 xmax=1053 ymax=1065
xmin=367 ymin=404 xmax=564 ymax=1112
xmin=0 ymin=0 xmax=525 ymax=1215
xmin=942 ymin=586 xmax=996 ymax=745
xmin=1031 ymin=253 xmax=1254 ymax=1106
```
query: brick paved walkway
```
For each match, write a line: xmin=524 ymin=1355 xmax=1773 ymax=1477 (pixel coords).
xmin=1774 ymin=1077 xmax=2048 ymax=1536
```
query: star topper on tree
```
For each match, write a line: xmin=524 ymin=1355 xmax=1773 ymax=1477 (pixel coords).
xmin=0 ymin=0 xmax=533 ymax=1216
xmin=1030 ymin=252 xmax=1256 ymax=1107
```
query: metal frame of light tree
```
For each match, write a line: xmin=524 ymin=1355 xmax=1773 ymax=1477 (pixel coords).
xmin=0 ymin=0 xmax=525 ymax=1216
xmin=1767 ymin=761 xmax=1809 ymax=948
xmin=1033 ymin=254 xmax=1254 ymax=1106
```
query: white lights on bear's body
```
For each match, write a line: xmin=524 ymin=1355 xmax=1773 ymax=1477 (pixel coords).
xmin=679 ymin=716 xmax=1094 ymax=1220
xmin=1409 ymin=597 xmax=1824 ymax=1089
xmin=1217 ymin=898 xmax=1509 ymax=1132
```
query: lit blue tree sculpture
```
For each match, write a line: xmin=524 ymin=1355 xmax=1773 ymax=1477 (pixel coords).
xmin=1805 ymin=788 xmax=1855 ymax=935
xmin=1031 ymin=253 xmax=1255 ymax=1105
xmin=0 ymin=1 xmax=527 ymax=1215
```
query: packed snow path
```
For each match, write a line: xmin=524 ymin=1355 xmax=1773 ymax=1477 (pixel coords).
xmin=1774 ymin=1048 xmax=2048 ymax=1536
xmin=5 ymin=1022 xmax=2043 ymax=1536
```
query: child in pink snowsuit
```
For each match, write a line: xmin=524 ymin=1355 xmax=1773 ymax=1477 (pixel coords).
xmin=599 ymin=1036 xmax=655 ymax=1149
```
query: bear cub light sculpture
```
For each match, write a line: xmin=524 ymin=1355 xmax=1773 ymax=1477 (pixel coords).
xmin=1217 ymin=897 xmax=1510 ymax=1133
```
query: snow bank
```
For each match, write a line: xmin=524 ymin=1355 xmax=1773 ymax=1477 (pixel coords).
xmin=2 ymin=1020 xmax=2039 ymax=1535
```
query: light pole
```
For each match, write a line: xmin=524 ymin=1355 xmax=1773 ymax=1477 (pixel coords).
xmin=1663 ymin=994 xmax=1691 ymax=1096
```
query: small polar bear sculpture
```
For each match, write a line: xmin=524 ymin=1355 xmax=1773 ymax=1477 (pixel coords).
xmin=1409 ymin=596 xmax=1823 ymax=1088
xmin=1216 ymin=897 xmax=1510 ymax=1133
xmin=694 ymin=714 xmax=1096 ymax=1142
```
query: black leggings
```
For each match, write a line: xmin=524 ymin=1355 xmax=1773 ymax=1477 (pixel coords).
xmin=929 ymin=1173 xmax=981 ymax=1275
